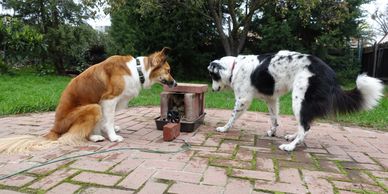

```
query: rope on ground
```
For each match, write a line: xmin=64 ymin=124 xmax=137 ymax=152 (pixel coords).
xmin=0 ymin=140 xmax=191 ymax=181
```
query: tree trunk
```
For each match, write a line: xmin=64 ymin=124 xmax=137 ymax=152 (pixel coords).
xmin=208 ymin=0 xmax=261 ymax=56
xmin=50 ymin=2 xmax=65 ymax=75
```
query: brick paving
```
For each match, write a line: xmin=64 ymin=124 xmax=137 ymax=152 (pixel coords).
xmin=0 ymin=107 xmax=387 ymax=194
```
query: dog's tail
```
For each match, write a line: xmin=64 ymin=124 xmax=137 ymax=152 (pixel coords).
xmin=0 ymin=133 xmax=59 ymax=154
xmin=0 ymin=129 xmax=86 ymax=154
xmin=333 ymin=74 xmax=384 ymax=114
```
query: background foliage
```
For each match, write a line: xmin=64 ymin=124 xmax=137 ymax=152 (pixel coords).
xmin=0 ymin=0 xmax=374 ymax=81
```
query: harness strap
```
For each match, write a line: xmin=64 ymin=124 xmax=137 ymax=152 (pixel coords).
xmin=229 ymin=59 xmax=237 ymax=84
xmin=136 ymin=58 xmax=145 ymax=85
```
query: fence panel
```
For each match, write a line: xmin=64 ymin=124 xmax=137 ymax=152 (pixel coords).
xmin=362 ymin=43 xmax=388 ymax=81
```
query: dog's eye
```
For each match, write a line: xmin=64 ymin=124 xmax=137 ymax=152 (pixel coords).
xmin=209 ymin=72 xmax=221 ymax=81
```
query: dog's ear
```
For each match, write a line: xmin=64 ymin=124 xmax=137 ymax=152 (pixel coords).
xmin=151 ymin=47 xmax=171 ymax=67
xmin=161 ymin=47 xmax=171 ymax=56
xmin=207 ymin=64 xmax=212 ymax=71
xmin=208 ymin=61 xmax=222 ymax=73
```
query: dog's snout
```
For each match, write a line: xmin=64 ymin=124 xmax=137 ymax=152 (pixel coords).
xmin=167 ymin=80 xmax=177 ymax=88
xmin=212 ymin=86 xmax=220 ymax=92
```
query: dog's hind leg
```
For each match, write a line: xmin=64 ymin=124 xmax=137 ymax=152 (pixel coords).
xmin=217 ymin=96 xmax=253 ymax=132
xmin=279 ymin=70 xmax=312 ymax=151
xmin=279 ymin=97 xmax=309 ymax=151
xmin=266 ymin=98 xmax=279 ymax=137
xmin=284 ymin=132 xmax=298 ymax=141
xmin=59 ymin=104 xmax=102 ymax=145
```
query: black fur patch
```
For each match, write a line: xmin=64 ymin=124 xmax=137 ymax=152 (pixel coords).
xmin=208 ymin=61 xmax=224 ymax=81
xmin=299 ymin=56 xmax=336 ymax=131
xmin=257 ymin=53 xmax=275 ymax=62
xmin=209 ymin=62 xmax=225 ymax=71
xmin=300 ymin=56 xmax=362 ymax=131
xmin=209 ymin=72 xmax=221 ymax=81
xmin=251 ymin=54 xmax=275 ymax=95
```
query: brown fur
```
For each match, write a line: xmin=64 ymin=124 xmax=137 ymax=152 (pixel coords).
xmin=0 ymin=48 xmax=174 ymax=153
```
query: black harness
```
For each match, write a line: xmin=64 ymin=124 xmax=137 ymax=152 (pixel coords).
xmin=229 ymin=60 xmax=236 ymax=84
xmin=136 ymin=58 xmax=145 ymax=85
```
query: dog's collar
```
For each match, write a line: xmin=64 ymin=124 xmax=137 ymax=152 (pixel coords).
xmin=229 ymin=59 xmax=237 ymax=84
xmin=136 ymin=58 xmax=145 ymax=85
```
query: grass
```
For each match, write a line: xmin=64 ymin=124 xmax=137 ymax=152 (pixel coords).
xmin=1 ymin=73 xmax=387 ymax=131
xmin=0 ymin=73 xmax=70 ymax=115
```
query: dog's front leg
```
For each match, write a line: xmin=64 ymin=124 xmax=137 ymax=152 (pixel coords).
xmin=100 ymin=99 xmax=123 ymax=142
xmin=217 ymin=97 xmax=252 ymax=132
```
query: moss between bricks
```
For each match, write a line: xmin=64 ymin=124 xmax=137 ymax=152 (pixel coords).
xmin=155 ymin=179 xmax=175 ymax=194
xmin=206 ymin=131 xmax=215 ymax=138
xmin=105 ymin=159 xmax=126 ymax=174
xmin=231 ymin=145 xmax=240 ymax=160
xmin=326 ymin=179 xmax=340 ymax=194
xmin=364 ymin=171 xmax=388 ymax=193
xmin=350 ymin=188 xmax=380 ymax=194
xmin=73 ymin=184 xmax=134 ymax=194
xmin=366 ymin=155 xmax=386 ymax=170
xmin=309 ymin=154 xmax=321 ymax=170
xmin=253 ymin=134 xmax=258 ymax=146
xmin=270 ymin=144 xmax=277 ymax=153
xmin=290 ymin=152 xmax=296 ymax=161
xmin=226 ymin=166 xmax=233 ymax=177
xmin=272 ymin=158 xmax=280 ymax=182
xmin=333 ymin=161 xmax=348 ymax=176
xmin=66 ymin=178 xmax=129 ymax=192
xmin=0 ymin=184 xmax=26 ymax=193
xmin=251 ymin=150 xmax=257 ymax=170
xmin=14 ymin=161 xmax=79 ymax=193
xmin=254 ymin=188 xmax=285 ymax=194
xmin=134 ymin=179 xmax=149 ymax=193
xmin=216 ymin=139 xmax=225 ymax=150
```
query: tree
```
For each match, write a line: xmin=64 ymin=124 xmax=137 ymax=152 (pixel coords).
xmin=107 ymin=0 xmax=266 ymax=56
xmin=253 ymin=0 xmax=369 ymax=80
xmin=1 ymin=0 xmax=99 ymax=74
xmin=108 ymin=0 xmax=219 ymax=79
xmin=0 ymin=17 xmax=44 ymax=73
xmin=206 ymin=0 xmax=268 ymax=56
xmin=372 ymin=5 xmax=388 ymax=37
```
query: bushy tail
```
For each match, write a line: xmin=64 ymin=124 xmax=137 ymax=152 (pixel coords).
xmin=0 ymin=131 xmax=86 ymax=154
xmin=0 ymin=135 xmax=58 ymax=154
xmin=333 ymin=74 xmax=384 ymax=114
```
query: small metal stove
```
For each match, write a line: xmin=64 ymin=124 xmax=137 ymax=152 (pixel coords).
xmin=155 ymin=83 xmax=208 ymax=132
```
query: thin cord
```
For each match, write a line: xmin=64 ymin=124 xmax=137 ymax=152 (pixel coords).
xmin=0 ymin=140 xmax=191 ymax=181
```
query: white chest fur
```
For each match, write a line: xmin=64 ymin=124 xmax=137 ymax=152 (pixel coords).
xmin=113 ymin=59 xmax=142 ymax=110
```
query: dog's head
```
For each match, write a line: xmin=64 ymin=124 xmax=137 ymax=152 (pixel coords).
xmin=207 ymin=57 xmax=234 ymax=91
xmin=147 ymin=47 xmax=177 ymax=88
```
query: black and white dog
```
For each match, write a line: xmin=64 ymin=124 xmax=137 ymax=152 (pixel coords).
xmin=208 ymin=50 xmax=384 ymax=152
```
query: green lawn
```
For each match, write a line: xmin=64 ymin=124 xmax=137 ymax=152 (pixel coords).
xmin=1 ymin=74 xmax=387 ymax=130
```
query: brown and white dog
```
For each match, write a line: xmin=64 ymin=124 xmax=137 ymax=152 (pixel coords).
xmin=0 ymin=47 xmax=176 ymax=153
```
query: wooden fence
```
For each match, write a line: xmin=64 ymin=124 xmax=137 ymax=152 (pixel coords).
xmin=362 ymin=42 xmax=388 ymax=82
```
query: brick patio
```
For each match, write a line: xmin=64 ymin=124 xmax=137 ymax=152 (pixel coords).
xmin=0 ymin=107 xmax=387 ymax=194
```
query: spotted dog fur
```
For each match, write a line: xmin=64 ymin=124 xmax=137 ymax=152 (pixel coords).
xmin=208 ymin=50 xmax=384 ymax=152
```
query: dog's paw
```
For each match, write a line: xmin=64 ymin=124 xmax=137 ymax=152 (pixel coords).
xmin=267 ymin=130 xmax=276 ymax=137
xmin=108 ymin=134 xmax=124 ymax=142
xmin=216 ymin=127 xmax=228 ymax=133
xmin=114 ymin=126 xmax=121 ymax=132
xmin=284 ymin=134 xmax=296 ymax=141
xmin=279 ymin=143 xmax=295 ymax=152
xmin=89 ymin=135 xmax=105 ymax=142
